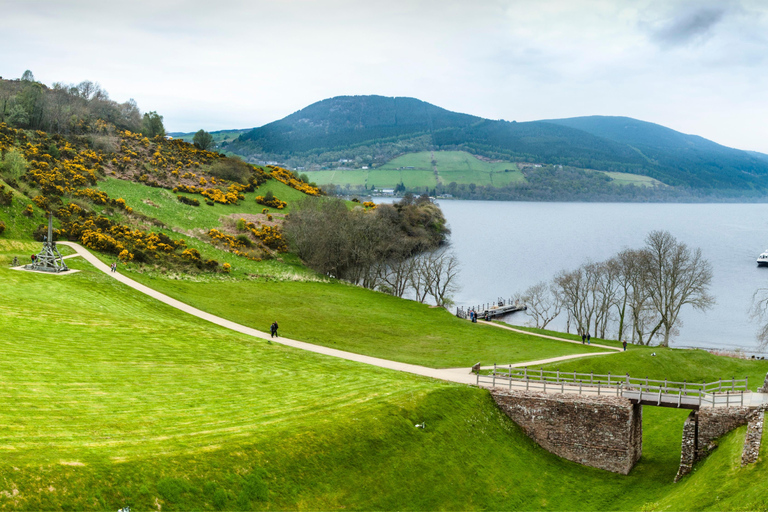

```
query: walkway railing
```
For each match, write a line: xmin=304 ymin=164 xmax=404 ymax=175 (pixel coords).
xmin=478 ymin=365 xmax=749 ymax=408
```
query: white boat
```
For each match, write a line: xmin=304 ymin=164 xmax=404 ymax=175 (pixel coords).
xmin=758 ymin=250 xmax=768 ymax=267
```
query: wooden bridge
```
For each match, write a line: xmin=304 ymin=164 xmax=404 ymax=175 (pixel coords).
xmin=477 ymin=366 xmax=763 ymax=409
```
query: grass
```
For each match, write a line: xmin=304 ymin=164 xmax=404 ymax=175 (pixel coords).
xmin=98 ymin=177 xmax=304 ymax=233
xmin=305 ymin=151 xmax=525 ymax=190
xmin=115 ymin=275 xmax=618 ymax=368
xmin=0 ymin=179 xmax=51 ymax=240
xmin=3 ymin=241 xmax=768 ymax=509
xmin=604 ymin=171 xmax=665 ymax=187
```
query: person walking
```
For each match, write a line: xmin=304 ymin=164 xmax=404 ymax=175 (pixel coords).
xmin=270 ymin=321 xmax=279 ymax=338
xmin=622 ymin=339 xmax=627 ymax=351
xmin=581 ymin=332 xmax=586 ymax=344
xmin=586 ymin=332 xmax=591 ymax=345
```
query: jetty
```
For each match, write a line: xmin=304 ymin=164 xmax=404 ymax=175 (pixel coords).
xmin=456 ymin=297 xmax=526 ymax=320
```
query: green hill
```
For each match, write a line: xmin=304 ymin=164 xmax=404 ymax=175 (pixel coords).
xmin=228 ymin=96 xmax=768 ymax=193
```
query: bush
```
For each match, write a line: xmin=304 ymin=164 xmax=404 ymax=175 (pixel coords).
xmin=208 ymin=157 xmax=252 ymax=184
xmin=0 ymin=185 xmax=13 ymax=206
xmin=177 ymin=195 xmax=200 ymax=206
xmin=236 ymin=234 xmax=252 ymax=247
xmin=0 ymin=221 xmax=5 ymax=235
xmin=236 ymin=218 xmax=247 ymax=231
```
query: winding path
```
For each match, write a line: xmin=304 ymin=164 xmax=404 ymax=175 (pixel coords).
xmin=58 ymin=242 xmax=618 ymax=387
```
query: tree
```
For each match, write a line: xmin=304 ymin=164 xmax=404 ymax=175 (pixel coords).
xmin=193 ymin=129 xmax=214 ymax=150
xmin=141 ymin=111 xmax=165 ymax=138
xmin=643 ymin=230 xmax=715 ymax=347
xmin=21 ymin=70 xmax=35 ymax=82
xmin=519 ymin=281 xmax=562 ymax=329
xmin=420 ymin=248 xmax=460 ymax=307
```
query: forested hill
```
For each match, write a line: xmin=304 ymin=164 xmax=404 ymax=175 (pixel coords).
xmin=228 ymin=95 xmax=768 ymax=191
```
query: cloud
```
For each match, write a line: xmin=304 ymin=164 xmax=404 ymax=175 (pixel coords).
xmin=649 ymin=5 xmax=728 ymax=47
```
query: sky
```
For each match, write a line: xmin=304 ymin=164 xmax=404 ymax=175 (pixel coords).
xmin=3 ymin=0 xmax=768 ymax=152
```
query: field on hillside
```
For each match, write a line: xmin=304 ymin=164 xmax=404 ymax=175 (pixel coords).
xmin=306 ymin=151 xmax=660 ymax=191
xmin=3 ymin=243 xmax=768 ymax=510
xmin=307 ymin=151 xmax=524 ymax=189
xmin=116 ymin=274 xmax=609 ymax=368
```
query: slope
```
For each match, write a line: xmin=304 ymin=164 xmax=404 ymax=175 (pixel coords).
xmin=545 ymin=116 xmax=768 ymax=189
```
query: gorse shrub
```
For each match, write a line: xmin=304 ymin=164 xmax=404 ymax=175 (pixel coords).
xmin=0 ymin=221 xmax=5 ymax=235
xmin=177 ymin=195 xmax=200 ymax=206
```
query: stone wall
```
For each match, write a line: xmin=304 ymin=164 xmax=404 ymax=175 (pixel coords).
xmin=742 ymin=411 xmax=764 ymax=466
xmin=491 ymin=390 xmax=642 ymax=475
xmin=675 ymin=406 xmax=764 ymax=481
xmin=758 ymin=373 xmax=768 ymax=393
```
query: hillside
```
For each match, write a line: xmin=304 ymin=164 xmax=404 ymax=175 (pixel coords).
xmin=3 ymin=79 xmax=768 ymax=510
xmin=227 ymin=95 xmax=768 ymax=194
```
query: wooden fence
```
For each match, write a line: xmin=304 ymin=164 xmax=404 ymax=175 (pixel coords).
xmin=477 ymin=366 xmax=750 ymax=408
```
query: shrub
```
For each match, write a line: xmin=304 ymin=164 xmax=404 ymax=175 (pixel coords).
xmin=23 ymin=204 xmax=34 ymax=217
xmin=0 ymin=185 xmax=13 ymax=206
xmin=206 ymin=200 xmax=215 ymax=206
xmin=208 ymin=157 xmax=252 ymax=184
xmin=177 ymin=195 xmax=200 ymax=207
xmin=236 ymin=234 xmax=252 ymax=247
xmin=0 ymin=221 xmax=5 ymax=235
xmin=222 ymin=262 xmax=231 ymax=273
xmin=236 ymin=218 xmax=246 ymax=231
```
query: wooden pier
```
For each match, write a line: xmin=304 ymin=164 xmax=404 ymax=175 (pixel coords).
xmin=457 ymin=298 xmax=527 ymax=320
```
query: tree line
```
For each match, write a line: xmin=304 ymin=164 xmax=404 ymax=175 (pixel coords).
xmin=284 ymin=194 xmax=460 ymax=306
xmin=518 ymin=231 xmax=714 ymax=346
xmin=0 ymin=70 xmax=165 ymax=137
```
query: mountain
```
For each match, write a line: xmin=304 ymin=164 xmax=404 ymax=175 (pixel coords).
xmin=543 ymin=116 xmax=768 ymax=189
xmin=229 ymin=96 xmax=768 ymax=191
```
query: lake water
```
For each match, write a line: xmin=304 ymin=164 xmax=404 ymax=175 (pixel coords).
xmin=378 ymin=198 xmax=768 ymax=352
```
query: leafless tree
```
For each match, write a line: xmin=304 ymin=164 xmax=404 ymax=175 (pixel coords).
xmin=519 ymin=281 xmax=562 ymax=329
xmin=643 ymin=230 xmax=715 ymax=347
xmin=419 ymin=248 xmax=460 ymax=307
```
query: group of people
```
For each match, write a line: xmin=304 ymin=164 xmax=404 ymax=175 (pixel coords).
xmin=467 ymin=310 xmax=490 ymax=322
xmin=580 ymin=332 xmax=591 ymax=345
xmin=270 ymin=321 xmax=279 ymax=338
xmin=110 ymin=262 xmax=118 ymax=273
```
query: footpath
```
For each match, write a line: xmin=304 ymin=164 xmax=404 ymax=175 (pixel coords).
xmin=58 ymin=242 xmax=618 ymax=387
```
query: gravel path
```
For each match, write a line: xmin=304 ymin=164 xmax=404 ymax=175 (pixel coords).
xmin=58 ymin=242 xmax=616 ymax=387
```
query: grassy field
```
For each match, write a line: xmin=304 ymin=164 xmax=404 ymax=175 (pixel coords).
xmin=604 ymin=171 xmax=665 ymax=187
xmin=114 ymin=275 xmax=610 ymax=368
xmin=3 ymin=242 xmax=768 ymax=510
xmin=306 ymin=151 xmax=525 ymax=190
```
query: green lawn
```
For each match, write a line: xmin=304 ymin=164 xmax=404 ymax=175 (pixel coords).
xmin=604 ymin=171 xmax=665 ymax=187
xmin=2 ymin=242 xmax=768 ymax=509
xmin=116 ymin=275 xmax=620 ymax=368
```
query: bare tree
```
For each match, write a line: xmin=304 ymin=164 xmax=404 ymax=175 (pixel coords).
xmin=519 ymin=281 xmax=562 ymax=329
xmin=420 ymin=248 xmax=460 ymax=307
xmin=643 ymin=230 xmax=715 ymax=347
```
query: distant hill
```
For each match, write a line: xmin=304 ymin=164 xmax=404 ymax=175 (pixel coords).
xmin=227 ymin=95 xmax=768 ymax=191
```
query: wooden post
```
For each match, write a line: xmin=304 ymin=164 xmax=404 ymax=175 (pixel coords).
xmin=526 ymin=377 xmax=529 ymax=391
xmin=597 ymin=381 xmax=601 ymax=395
xmin=746 ymin=376 xmax=749 ymax=391
xmin=591 ymin=372 xmax=594 ymax=384
xmin=524 ymin=367 xmax=528 ymax=379
xmin=579 ymin=380 xmax=582 ymax=395
xmin=557 ymin=369 xmax=560 ymax=383
xmin=683 ymin=380 xmax=686 ymax=396
xmin=608 ymin=372 xmax=611 ymax=385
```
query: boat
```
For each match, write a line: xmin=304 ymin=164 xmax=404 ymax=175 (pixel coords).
xmin=758 ymin=250 xmax=768 ymax=267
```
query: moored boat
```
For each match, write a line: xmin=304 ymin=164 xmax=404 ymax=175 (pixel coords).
xmin=758 ymin=250 xmax=768 ymax=267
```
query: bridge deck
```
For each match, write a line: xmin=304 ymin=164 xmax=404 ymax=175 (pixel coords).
xmin=477 ymin=368 xmax=765 ymax=409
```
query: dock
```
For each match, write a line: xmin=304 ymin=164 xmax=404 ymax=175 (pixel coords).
xmin=457 ymin=298 xmax=526 ymax=320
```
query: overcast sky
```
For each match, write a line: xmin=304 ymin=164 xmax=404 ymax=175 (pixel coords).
xmin=3 ymin=0 xmax=767 ymax=152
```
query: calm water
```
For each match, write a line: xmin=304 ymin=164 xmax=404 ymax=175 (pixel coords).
xmin=379 ymin=199 xmax=768 ymax=352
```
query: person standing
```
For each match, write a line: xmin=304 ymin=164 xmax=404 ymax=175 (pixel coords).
xmin=622 ymin=339 xmax=627 ymax=351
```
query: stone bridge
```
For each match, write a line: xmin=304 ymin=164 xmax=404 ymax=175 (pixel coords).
xmin=481 ymin=368 xmax=768 ymax=478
